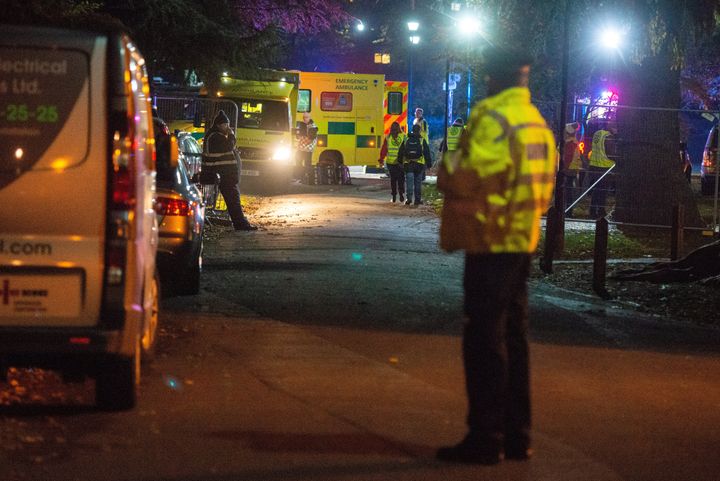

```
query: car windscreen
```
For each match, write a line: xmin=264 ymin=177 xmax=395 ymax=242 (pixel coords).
xmin=0 ymin=46 xmax=90 ymax=183
xmin=233 ymin=98 xmax=289 ymax=132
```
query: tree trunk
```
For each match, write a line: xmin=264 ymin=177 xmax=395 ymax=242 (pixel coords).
xmin=614 ymin=51 xmax=704 ymax=227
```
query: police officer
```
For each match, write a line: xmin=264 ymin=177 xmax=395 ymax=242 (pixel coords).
xmin=203 ymin=110 xmax=257 ymax=231
xmin=436 ymin=47 xmax=556 ymax=465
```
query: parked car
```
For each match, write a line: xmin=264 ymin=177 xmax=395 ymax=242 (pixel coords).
xmin=0 ymin=24 xmax=161 ymax=410
xmin=154 ymin=119 xmax=205 ymax=296
xmin=701 ymin=125 xmax=719 ymax=195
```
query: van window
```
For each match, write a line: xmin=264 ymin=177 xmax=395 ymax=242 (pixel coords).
xmin=298 ymin=89 xmax=311 ymax=113
xmin=0 ymin=46 xmax=89 ymax=179
xmin=321 ymin=92 xmax=352 ymax=112
xmin=387 ymin=92 xmax=403 ymax=115
xmin=233 ymin=98 xmax=289 ymax=132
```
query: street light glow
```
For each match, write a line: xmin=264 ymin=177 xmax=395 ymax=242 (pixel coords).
xmin=458 ymin=16 xmax=481 ymax=36
xmin=356 ymin=20 xmax=365 ymax=32
xmin=409 ymin=35 xmax=421 ymax=45
xmin=600 ymin=27 xmax=622 ymax=49
xmin=407 ymin=21 xmax=420 ymax=32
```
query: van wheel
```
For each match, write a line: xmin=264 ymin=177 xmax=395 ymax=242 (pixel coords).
xmin=141 ymin=271 xmax=160 ymax=360
xmin=96 ymin=343 xmax=138 ymax=412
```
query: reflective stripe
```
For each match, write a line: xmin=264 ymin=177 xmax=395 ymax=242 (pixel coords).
xmin=205 ymin=151 xmax=234 ymax=158
xmin=202 ymin=160 xmax=237 ymax=166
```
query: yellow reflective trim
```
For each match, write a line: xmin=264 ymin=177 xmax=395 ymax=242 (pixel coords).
xmin=487 ymin=194 xmax=507 ymax=206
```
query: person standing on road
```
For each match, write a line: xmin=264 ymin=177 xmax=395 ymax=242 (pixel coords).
xmin=413 ymin=107 xmax=430 ymax=145
xmin=295 ymin=112 xmax=318 ymax=184
xmin=379 ymin=121 xmax=406 ymax=203
xmin=203 ymin=110 xmax=257 ymax=231
xmin=398 ymin=123 xmax=431 ymax=206
xmin=436 ymin=46 xmax=556 ymax=465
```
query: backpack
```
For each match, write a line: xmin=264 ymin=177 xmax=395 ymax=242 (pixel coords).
xmin=404 ymin=135 xmax=423 ymax=161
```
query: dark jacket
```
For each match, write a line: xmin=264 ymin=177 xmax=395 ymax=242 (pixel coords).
xmin=203 ymin=125 xmax=237 ymax=167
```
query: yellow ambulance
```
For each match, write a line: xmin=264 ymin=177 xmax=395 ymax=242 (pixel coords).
xmin=295 ymin=72 xmax=408 ymax=167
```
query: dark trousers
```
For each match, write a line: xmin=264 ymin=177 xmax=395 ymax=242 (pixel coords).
xmin=296 ymin=150 xmax=314 ymax=184
xmin=463 ymin=253 xmax=531 ymax=449
xmin=588 ymin=165 xmax=611 ymax=218
xmin=205 ymin=164 xmax=248 ymax=229
xmin=404 ymin=161 xmax=424 ymax=203
xmin=387 ymin=163 xmax=405 ymax=197
xmin=563 ymin=170 xmax=579 ymax=216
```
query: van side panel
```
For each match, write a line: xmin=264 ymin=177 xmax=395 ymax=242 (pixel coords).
xmin=0 ymin=33 xmax=107 ymax=327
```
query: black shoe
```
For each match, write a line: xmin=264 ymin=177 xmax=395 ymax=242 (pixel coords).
xmin=399 ymin=194 xmax=405 ymax=202
xmin=414 ymin=200 xmax=422 ymax=205
xmin=504 ymin=445 xmax=533 ymax=461
xmin=392 ymin=194 xmax=397 ymax=203
xmin=235 ymin=223 xmax=258 ymax=231
xmin=404 ymin=199 xmax=412 ymax=205
xmin=436 ymin=441 xmax=501 ymax=465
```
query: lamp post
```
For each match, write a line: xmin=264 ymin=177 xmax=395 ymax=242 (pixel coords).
xmin=444 ymin=15 xmax=481 ymax=152
xmin=407 ymin=20 xmax=420 ymax=115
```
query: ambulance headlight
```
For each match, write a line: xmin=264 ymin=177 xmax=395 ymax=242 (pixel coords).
xmin=272 ymin=146 xmax=292 ymax=164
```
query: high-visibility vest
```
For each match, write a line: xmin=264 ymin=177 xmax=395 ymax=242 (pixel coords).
xmin=447 ymin=125 xmax=464 ymax=151
xmin=203 ymin=130 xmax=237 ymax=167
xmin=589 ymin=129 xmax=615 ymax=168
xmin=438 ymin=87 xmax=556 ymax=254
xmin=414 ymin=118 xmax=429 ymax=144
xmin=385 ymin=133 xmax=405 ymax=165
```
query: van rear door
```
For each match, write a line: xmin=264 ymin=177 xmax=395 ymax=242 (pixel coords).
xmin=0 ymin=27 xmax=107 ymax=327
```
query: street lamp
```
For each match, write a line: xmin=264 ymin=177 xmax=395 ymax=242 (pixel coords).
xmin=599 ymin=27 xmax=623 ymax=50
xmin=457 ymin=15 xmax=482 ymax=120
xmin=407 ymin=20 xmax=420 ymax=115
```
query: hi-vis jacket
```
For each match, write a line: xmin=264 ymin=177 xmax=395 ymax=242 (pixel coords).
xmin=438 ymin=87 xmax=556 ymax=253
xmin=380 ymin=133 xmax=406 ymax=165
xmin=203 ymin=127 xmax=238 ymax=167
xmin=589 ymin=129 xmax=614 ymax=168
xmin=446 ymin=125 xmax=464 ymax=151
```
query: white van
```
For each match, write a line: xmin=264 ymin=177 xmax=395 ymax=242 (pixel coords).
xmin=0 ymin=25 xmax=162 ymax=410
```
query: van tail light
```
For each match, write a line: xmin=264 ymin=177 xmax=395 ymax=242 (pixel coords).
xmin=102 ymin=108 xmax=137 ymax=328
xmin=110 ymin=132 xmax=136 ymax=209
xmin=156 ymin=197 xmax=191 ymax=216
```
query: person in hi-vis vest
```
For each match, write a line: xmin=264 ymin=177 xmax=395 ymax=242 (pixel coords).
xmin=437 ymin=46 xmax=556 ymax=465
xmin=378 ymin=121 xmax=406 ymax=203
xmin=587 ymin=124 xmax=616 ymax=218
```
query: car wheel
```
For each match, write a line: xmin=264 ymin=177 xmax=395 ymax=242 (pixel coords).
xmin=175 ymin=259 xmax=201 ymax=296
xmin=96 ymin=338 xmax=139 ymax=411
xmin=141 ymin=270 xmax=160 ymax=360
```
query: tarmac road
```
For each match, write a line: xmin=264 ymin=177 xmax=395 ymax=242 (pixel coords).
xmin=2 ymin=178 xmax=719 ymax=481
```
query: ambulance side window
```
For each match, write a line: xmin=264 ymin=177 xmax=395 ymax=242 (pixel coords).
xmin=387 ymin=92 xmax=402 ymax=115
xmin=298 ymin=90 xmax=311 ymax=113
